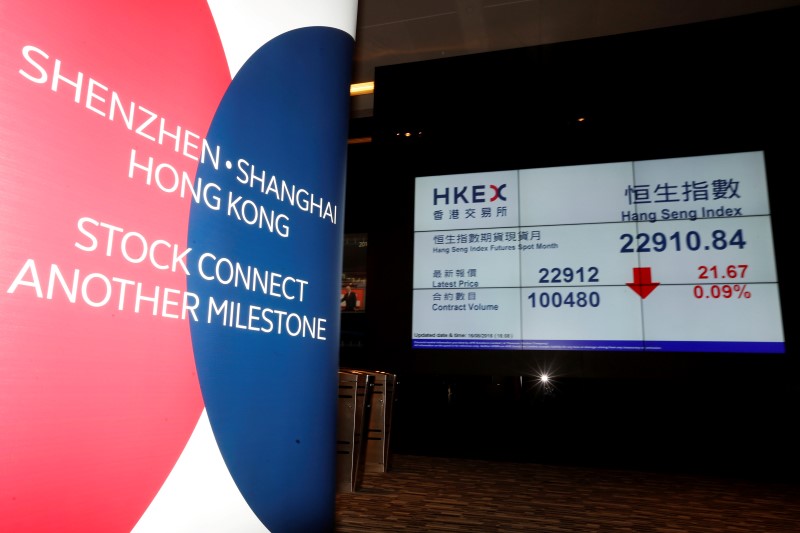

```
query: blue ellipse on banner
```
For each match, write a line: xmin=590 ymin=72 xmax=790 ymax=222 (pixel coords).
xmin=188 ymin=26 xmax=353 ymax=532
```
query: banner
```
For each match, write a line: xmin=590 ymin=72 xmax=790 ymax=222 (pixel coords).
xmin=1 ymin=1 xmax=357 ymax=531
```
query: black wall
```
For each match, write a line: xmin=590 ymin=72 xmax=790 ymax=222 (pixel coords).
xmin=341 ymin=7 xmax=799 ymax=480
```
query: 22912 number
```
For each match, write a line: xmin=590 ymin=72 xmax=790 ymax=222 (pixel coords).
xmin=538 ymin=266 xmax=599 ymax=283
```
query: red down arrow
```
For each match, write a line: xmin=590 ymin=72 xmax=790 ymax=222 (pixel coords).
xmin=627 ymin=267 xmax=660 ymax=299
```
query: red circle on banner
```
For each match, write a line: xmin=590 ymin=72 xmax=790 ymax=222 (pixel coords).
xmin=0 ymin=2 xmax=230 ymax=530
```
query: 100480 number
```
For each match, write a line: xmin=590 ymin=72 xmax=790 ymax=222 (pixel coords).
xmin=620 ymin=229 xmax=746 ymax=253
xmin=527 ymin=291 xmax=600 ymax=308
xmin=538 ymin=266 xmax=599 ymax=283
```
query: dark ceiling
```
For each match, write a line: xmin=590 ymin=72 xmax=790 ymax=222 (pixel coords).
xmin=349 ymin=0 xmax=800 ymax=118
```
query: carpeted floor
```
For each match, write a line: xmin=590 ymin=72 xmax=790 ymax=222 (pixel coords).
xmin=336 ymin=454 xmax=800 ymax=532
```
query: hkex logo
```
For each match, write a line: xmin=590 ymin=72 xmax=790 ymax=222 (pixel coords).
xmin=433 ymin=184 xmax=507 ymax=205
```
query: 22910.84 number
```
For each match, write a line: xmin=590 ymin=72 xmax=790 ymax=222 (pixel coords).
xmin=620 ymin=229 xmax=745 ymax=253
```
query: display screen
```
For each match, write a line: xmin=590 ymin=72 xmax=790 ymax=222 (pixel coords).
xmin=412 ymin=150 xmax=784 ymax=353
xmin=341 ymin=233 xmax=368 ymax=312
